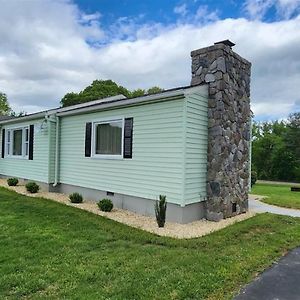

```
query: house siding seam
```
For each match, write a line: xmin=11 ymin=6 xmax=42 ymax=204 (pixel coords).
xmin=183 ymin=88 xmax=208 ymax=205
xmin=58 ymin=98 xmax=186 ymax=205
xmin=0 ymin=119 xmax=50 ymax=183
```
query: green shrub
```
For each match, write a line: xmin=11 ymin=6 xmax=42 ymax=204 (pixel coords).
xmin=98 ymin=198 xmax=113 ymax=212
xmin=155 ymin=195 xmax=167 ymax=228
xmin=251 ymin=171 xmax=257 ymax=187
xmin=25 ymin=182 xmax=40 ymax=193
xmin=7 ymin=178 xmax=19 ymax=186
xmin=69 ymin=192 xmax=83 ymax=203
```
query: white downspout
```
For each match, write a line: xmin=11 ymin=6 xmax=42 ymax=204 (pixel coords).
xmin=53 ymin=116 xmax=60 ymax=187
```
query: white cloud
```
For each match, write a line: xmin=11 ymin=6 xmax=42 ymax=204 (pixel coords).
xmin=174 ymin=4 xmax=188 ymax=17
xmin=0 ymin=0 xmax=299 ymax=120
xmin=244 ymin=0 xmax=300 ymax=19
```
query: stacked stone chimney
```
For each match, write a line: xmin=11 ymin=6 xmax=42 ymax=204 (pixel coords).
xmin=191 ymin=40 xmax=251 ymax=221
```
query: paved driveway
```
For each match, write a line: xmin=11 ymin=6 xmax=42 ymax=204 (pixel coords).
xmin=249 ymin=195 xmax=300 ymax=218
xmin=235 ymin=196 xmax=300 ymax=299
xmin=234 ymin=247 xmax=300 ymax=300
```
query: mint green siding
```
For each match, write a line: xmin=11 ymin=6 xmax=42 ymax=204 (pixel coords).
xmin=0 ymin=86 xmax=209 ymax=207
xmin=59 ymin=98 xmax=186 ymax=205
xmin=0 ymin=119 xmax=51 ymax=183
xmin=183 ymin=87 xmax=208 ymax=205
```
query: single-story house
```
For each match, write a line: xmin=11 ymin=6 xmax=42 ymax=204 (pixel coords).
xmin=0 ymin=40 xmax=251 ymax=223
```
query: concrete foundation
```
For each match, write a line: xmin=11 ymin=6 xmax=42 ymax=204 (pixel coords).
xmin=0 ymin=174 xmax=205 ymax=223
xmin=57 ymin=182 xmax=206 ymax=224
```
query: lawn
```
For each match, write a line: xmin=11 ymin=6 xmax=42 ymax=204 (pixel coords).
xmin=1 ymin=188 xmax=300 ymax=299
xmin=251 ymin=183 xmax=300 ymax=209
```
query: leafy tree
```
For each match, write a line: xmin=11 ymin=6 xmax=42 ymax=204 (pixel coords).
xmin=60 ymin=80 xmax=131 ymax=107
xmin=147 ymin=86 xmax=164 ymax=94
xmin=130 ymin=89 xmax=145 ymax=98
xmin=0 ymin=92 xmax=12 ymax=115
xmin=252 ymin=113 xmax=300 ymax=182
xmin=60 ymin=79 xmax=164 ymax=107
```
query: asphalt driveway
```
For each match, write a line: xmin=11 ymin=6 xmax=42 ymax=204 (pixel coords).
xmin=234 ymin=247 xmax=300 ymax=300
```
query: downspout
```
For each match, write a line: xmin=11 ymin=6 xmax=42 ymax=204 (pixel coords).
xmin=45 ymin=115 xmax=57 ymax=186
xmin=53 ymin=116 xmax=60 ymax=187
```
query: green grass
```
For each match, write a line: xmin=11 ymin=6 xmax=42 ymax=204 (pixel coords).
xmin=252 ymin=183 xmax=300 ymax=209
xmin=1 ymin=187 xmax=300 ymax=299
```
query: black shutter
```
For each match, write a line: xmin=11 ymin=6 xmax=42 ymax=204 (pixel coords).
xmin=1 ymin=129 xmax=5 ymax=158
xmin=28 ymin=124 xmax=34 ymax=160
xmin=123 ymin=118 xmax=133 ymax=159
xmin=85 ymin=122 xmax=92 ymax=157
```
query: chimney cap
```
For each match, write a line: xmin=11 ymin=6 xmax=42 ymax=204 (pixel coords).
xmin=214 ymin=39 xmax=235 ymax=48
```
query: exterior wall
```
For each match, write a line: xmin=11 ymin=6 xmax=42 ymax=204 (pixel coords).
xmin=183 ymin=87 xmax=208 ymax=205
xmin=58 ymin=98 xmax=186 ymax=205
xmin=191 ymin=42 xmax=251 ymax=220
xmin=0 ymin=118 xmax=51 ymax=183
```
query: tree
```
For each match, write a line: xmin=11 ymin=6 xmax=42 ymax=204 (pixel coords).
xmin=0 ymin=92 xmax=12 ymax=115
xmin=60 ymin=79 xmax=164 ymax=107
xmin=251 ymin=113 xmax=300 ymax=182
xmin=60 ymin=80 xmax=131 ymax=107
xmin=147 ymin=86 xmax=164 ymax=94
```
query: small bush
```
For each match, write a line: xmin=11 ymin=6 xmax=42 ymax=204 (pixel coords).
xmin=251 ymin=171 xmax=257 ymax=187
xmin=69 ymin=192 xmax=83 ymax=203
xmin=98 ymin=198 xmax=113 ymax=212
xmin=25 ymin=181 xmax=40 ymax=193
xmin=7 ymin=178 xmax=19 ymax=186
xmin=155 ymin=195 xmax=167 ymax=228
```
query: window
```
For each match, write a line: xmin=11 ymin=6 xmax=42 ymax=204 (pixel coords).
xmin=93 ymin=119 xmax=123 ymax=158
xmin=5 ymin=126 xmax=29 ymax=158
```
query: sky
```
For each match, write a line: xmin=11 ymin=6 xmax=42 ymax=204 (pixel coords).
xmin=0 ymin=0 xmax=300 ymax=120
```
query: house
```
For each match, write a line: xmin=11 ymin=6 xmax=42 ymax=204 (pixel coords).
xmin=0 ymin=40 xmax=251 ymax=223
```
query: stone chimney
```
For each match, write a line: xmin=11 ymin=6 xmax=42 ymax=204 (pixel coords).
xmin=191 ymin=40 xmax=251 ymax=221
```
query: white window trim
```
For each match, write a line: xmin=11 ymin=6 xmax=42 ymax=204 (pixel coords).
xmin=91 ymin=117 xmax=124 ymax=160
xmin=5 ymin=126 xmax=29 ymax=159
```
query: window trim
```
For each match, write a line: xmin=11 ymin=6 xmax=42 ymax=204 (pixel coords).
xmin=91 ymin=117 xmax=124 ymax=160
xmin=5 ymin=126 xmax=29 ymax=159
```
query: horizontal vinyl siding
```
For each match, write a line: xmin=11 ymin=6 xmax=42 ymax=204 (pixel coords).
xmin=59 ymin=98 xmax=185 ymax=205
xmin=183 ymin=89 xmax=208 ymax=205
xmin=0 ymin=119 xmax=50 ymax=183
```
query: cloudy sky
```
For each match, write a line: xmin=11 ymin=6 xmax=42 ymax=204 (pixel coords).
xmin=0 ymin=0 xmax=300 ymax=120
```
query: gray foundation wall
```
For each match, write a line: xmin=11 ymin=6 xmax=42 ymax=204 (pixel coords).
xmin=0 ymin=174 xmax=205 ymax=224
xmin=57 ymin=183 xmax=206 ymax=224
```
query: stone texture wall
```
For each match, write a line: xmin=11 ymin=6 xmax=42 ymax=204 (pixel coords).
xmin=191 ymin=41 xmax=251 ymax=221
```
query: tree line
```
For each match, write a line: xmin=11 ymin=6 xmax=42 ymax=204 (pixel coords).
xmin=252 ymin=112 xmax=300 ymax=183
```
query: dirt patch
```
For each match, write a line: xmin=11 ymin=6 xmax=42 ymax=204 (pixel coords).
xmin=0 ymin=179 xmax=257 ymax=239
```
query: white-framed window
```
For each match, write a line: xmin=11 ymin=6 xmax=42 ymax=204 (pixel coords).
xmin=5 ymin=126 xmax=29 ymax=158
xmin=92 ymin=118 xmax=124 ymax=159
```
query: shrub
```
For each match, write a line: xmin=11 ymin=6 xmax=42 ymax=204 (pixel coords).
xmin=155 ymin=195 xmax=167 ymax=228
xmin=25 ymin=181 xmax=40 ymax=193
xmin=69 ymin=192 xmax=83 ymax=203
xmin=7 ymin=178 xmax=19 ymax=186
xmin=98 ymin=198 xmax=113 ymax=212
xmin=251 ymin=171 xmax=257 ymax=187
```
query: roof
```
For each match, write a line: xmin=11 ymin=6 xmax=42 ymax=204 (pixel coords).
xmin=0 ymin=84 xmax=206 ymax=125
xmin=0 ymin=115 xmax=15 ymax=121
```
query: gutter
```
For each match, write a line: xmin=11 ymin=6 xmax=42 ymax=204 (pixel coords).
xmin=0 ymin=109 xmax=58 ymax=125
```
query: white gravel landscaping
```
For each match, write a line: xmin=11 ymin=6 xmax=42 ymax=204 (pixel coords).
xmin=0 ymin=179 xmax=257 ymax=239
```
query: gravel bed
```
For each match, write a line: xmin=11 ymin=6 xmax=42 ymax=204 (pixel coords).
xmin=0 ymin=179 xmax=257 ymax=239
